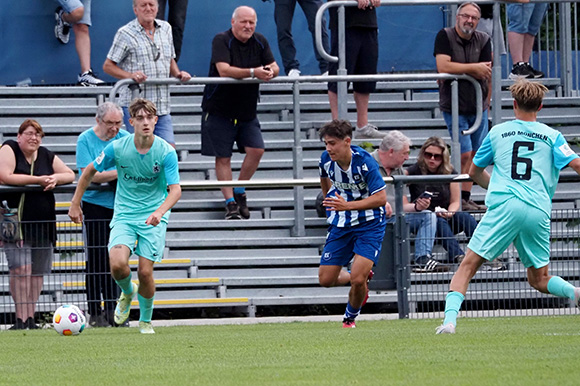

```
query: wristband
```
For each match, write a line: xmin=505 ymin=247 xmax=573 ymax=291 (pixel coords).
xmin=250 ymin=68 xmax=255 ymax=78
xmin=414 ymin=202 xmax=419 ymax=212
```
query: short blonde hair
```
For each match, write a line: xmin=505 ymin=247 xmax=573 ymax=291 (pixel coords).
xmin=509 ymin=79 xmax=548 ymax=112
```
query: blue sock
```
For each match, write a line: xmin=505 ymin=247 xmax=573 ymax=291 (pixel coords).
xmin=344 ymin=302 xmax=361 ymax=320
xmin=225 ymin=197 xmax=235 ymax=204
xmin=443 ymin=291 xmax=465 ymax=327
xmin=115 ymin=275 xmax=134 ymax=295
xmin=138 ymin=293 xmax=155 ymax=323
xmin=547 ymin=276 xmax=576 ymax=301
xmin=233 ymin=187 xmax=245 ymax=195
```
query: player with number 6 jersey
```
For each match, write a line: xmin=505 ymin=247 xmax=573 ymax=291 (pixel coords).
xmin=436 ymin=80 xmax=580 ymax=334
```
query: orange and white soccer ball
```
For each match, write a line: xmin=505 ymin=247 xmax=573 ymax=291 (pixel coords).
xmin=53 ymin=305 xmax=86 ymax=336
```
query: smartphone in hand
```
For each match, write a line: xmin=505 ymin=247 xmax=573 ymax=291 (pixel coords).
xmin=418 ymin=191 xmax=433 ymax=199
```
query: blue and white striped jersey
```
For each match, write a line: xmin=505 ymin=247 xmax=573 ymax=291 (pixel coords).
xmin=319 ymin=146 xmax=386 ymax=227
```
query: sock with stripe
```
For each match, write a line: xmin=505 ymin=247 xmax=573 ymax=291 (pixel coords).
xmin=344 ymin=302 xmax=361 ymax=320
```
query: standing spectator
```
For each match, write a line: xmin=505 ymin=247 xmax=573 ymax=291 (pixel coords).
xmin=76 ymin=102 xmax=130 ymax=327
xmin=54 ymin=0 xmax=104 ymax=86
xmin=201 ymin=6 xmax=279 ymax=220
xmin=0 ymin=119 xmax=75 ymax=330
xmin=437 ymin=80 xmax=580 ymax=334
xmin=434 ymin=1 xmax=491 ymax=211
xmin=318 ymin=120 xmax=387 ymax=328
xmin=272 ymin=0 xmax=330 ymax=76
xmin=327 ymin=0 xmax=384 ymax=139
xmin=406 ymin=136 xmax=478 ymax=265
xmin=476 ymin=3 xmax=506 ymax=56
xmin=156 ymin=0 xmax=189 ymax=62
xmin=103 ymin=0 xmax=191 ymax=147
xmin=69 ymin=98 xmax=182 ymax=334
xmin=507 ymin=1 xmax=547 ymax=79
xmin=370 ymin=131 xmax=444 ymax=273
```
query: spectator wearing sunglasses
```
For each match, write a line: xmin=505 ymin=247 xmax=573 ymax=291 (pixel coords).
xmin=407 ymin=137 xmax=478 ymax=265
xmin=103 ymin=0 xmax=191 ymax=147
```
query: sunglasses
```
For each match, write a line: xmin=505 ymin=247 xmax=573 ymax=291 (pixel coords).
xmin=424 ymin=151 xmax=443 ymax=161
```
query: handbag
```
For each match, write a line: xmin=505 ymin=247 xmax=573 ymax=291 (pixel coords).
xmin=0 ymin=159 xmax=33 ymax=244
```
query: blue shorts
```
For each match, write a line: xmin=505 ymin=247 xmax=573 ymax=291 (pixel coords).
xmin=109 ymin=221 xmax=167 ymax=263
xmin=443 ymin=109 xmax=488 ymax=154
xmin=122 ymin=107 xmax=175 ymax=145
xmin=507 ymin=3 xmax=548 ymax=36
xmin=320 ymin=219 xmax=386 ymax=266
xmin=201 ymin=113 xmax=264 ymax=158
xmin=467 ymin=197 xmax=550 ymax=269
xmin=56 ymin=0 xmax=91 ymax=26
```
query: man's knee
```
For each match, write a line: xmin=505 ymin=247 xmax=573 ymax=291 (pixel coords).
xmin=67 ymin=7 xmax=85 ymax=23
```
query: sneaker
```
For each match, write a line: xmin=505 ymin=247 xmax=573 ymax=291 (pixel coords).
xmin=288 ymin=69 xmax=301 ymax=77
xmin=574 ymin=288 xmax=580 ymax=308
xmin=435 ymin=323 xmax=456 ymax=334
xmin=461 ymin=199 xmax=486 ymax=211
xmin=225 ymin=201 xmax=242 ymax=220
xmin=454 ymin=254 xmax=465 ymax=264
xmin=25 ymin=317 xmax=39 ymax=330
xmin=139 ymin=321 xmax=155 ymax=334
xmin=321 ymin=71 xmax=329 ymax=76
xmin=234 ymin=193 xmax=250 ymax=219
xmin=413 ymin=257 xmax=449 ymax=273
xmin=482 ymin=259 xmax=508 ymax=271
xmin=362 ymin=270 xmax=374 ymax=306
xmin=526 ymin=63 xmax=544 ymax=79
xmin=342 ymin=318 xmax=356 ymax=328
xmin=508 ymin=62 xmax=534 ymax=80
xmin=8 ymin=318 xmax=26 ymax=330
xmin=354 ymin=124 xmax=387 ymax=139
xmin=89 ymin=314 xmax=110 ymax=328
xmin=54 ymin=7 xmax=71 ymax=44
xmin=114 ymin=282 xmax=138 ymax=325
xmin=78 ymin=69 xmax=105 ymax=87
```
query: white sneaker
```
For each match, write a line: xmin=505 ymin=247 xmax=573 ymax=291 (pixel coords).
xmin=355 ymin=124 xmax=387 ymax=139
xmin=139 ymin=321 xmax=155 ymax=334
xmin=54 ymin=7 xmax=70 ymax=44
xmin=78 ymin=69 xmax=105 ymax=87
xmin=288 ymin=69 xmax=301 ymax=78
xmin=574 ymin=288 xmax=580 ymax=308
xmin=435 ymin=323 xmax=456 ymax=334
xmin=321 ymin=71 xmax=329 ymax=76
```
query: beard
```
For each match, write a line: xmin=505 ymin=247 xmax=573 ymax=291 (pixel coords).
xmin=460 ymin=23 xmax=475 ymax=36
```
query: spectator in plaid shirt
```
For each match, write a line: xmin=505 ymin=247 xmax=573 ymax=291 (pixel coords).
xmin=103 ymin=0 xmax=191 ymax=147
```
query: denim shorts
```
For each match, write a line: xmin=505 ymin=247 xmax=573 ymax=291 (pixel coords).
xmin=507 ymin=3 xmax=548 ymax=35
xmin=122 ymin=107 xmax=175 ymax=145
xmin=201 ymin=113 xmax=264 ymax=158
xmin=56 ymin=0 xmax=91 ymax=26
xmin=4 ymin=240 xmax=53 ymax=274
xmin=442 ymin=109 xmax=489 ymax=154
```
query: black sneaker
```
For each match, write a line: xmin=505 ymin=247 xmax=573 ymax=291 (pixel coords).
xmin=413 ymin=257 xmax=449 ymax=273
xmin=25 ymin=317 xmax=39 ymax=329
xmin=234 ymin=193 xmax=250 ymax=219
xmin=225 ymin=201 xmax=242 ymax=220
xmin=525 ymin=63 xmax=544 ymax=79
xmin=89 ymin=314 xmax=110 ymax=328
xmin=78 ymin=69 xmax=105 ymax=87
xmin=8 ymin=318 xmax=26 ymax=330
xmin=54 ymin=7 xmax=71 ymax=44
xmin=509 ymin=62 xmax=534 ymax=80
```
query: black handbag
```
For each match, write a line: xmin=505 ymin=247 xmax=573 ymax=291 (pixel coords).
xmin=0 ymin=159 xmax=33 ymax=244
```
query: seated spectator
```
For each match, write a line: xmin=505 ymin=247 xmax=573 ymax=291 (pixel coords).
xmin=407 ymin=136 xmax=477 ymax=264
xmin=0 ymin=119 xmax=75 ymax=330
xmin=370 ymin=131 xmax=445 ymax=273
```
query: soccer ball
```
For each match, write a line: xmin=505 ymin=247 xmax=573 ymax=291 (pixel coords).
xmin=53 ymin=305 xmax=86 ymax=336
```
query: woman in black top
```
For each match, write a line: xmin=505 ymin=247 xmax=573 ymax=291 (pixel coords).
xmin=407 ymin=136 xmax=477 ymax=263
xmin=0 ymin=119 xmax=75 ymax=330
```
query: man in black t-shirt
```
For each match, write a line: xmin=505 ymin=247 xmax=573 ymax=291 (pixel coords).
xmin=201 ymin=6 xmax=279 ymax=220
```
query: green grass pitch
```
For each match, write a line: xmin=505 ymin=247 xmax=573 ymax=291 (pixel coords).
xmin=1 ymin=315 xmax=579 ymax=385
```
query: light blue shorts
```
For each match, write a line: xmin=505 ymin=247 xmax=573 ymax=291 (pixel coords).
xmin=56 ymin=0 xmax=91 ymax=26
xmin=443 ymin=109 xmax=489 ymax=154
xmin=467 ymin=197 xmax=550 ymax=269
xmin=507 ymin=3 xmax=548 ymax=36
xmin=123 ymin=107 xmax=175 ymax=145
xmin=109 ymin=221 xmax=167 ymax=262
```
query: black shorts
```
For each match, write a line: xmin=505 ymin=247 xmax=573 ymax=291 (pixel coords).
xmin=201 ymin=113 xmax=265 ymax=158
xmin=328 ymin=27 xmax=378 ymax=94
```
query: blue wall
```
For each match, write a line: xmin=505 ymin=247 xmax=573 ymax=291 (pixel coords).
xmin=1 ymin=1 xmax=444 ymax=86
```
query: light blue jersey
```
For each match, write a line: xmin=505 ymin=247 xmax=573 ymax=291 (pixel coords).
xmin=93 ymin=135 xmax=180 ymax=225
xmin=76 ymin=127 xmax=130 ymax=209
xmin=473 ymin=119 xmax=578 ymax=216
xmin=319 ymin=145 xmax=386 ymax=227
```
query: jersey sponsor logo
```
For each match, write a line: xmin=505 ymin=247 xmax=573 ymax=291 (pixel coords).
xmin=559 ymin=143 xmax=576 ymax=157
xmin=333 ymin=180 xmax=368 ymax=191
xmin=95 ymin=151 xmax=105 ymax=165
xmin=122 ymin=173 xmax=157 ymax=183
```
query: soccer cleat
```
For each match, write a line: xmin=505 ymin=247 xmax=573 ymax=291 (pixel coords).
xmin=78 ymin=69 xmax=105 ymax=87
xmin=225 ymin=201 xmax=242 ymax=220
xmin=508 ymin=62 xmax=534 ymax=80
xmin=413 ymin=257 xmax=449 ymax=273
xmin=114 ymin=282 xmax=138 ymax=325
xmin=362 ymin=270 xmax=374 ymax=306
xmin=342 ymin=318 xmax=356 ymax=328
xmin=139 ymin=321 xmax=155 ymax=334
xmin=436 ymin=323 xmax=456 ymax=334
xmin=54 ymin=7 xmax=71 ymax=44
xmin=354 ymin=124 xmax=387 ymax=139
xmin=234 ymin=193 xmax=250 ymax=219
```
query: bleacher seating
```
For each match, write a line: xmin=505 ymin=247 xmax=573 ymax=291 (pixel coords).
xmin=1 ymin=76 xmax=580 ymax=320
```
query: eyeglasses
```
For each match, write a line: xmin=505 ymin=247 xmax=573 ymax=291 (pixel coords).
xmin=102 ymin=120 xmax=123 ymax=128
xmin=458 ymin=13 xmax=480 ymax=21
xmin=21 ymin=131 xmax=42 ymax=139
xmin=149 ymin=41 xmax=160 ymax=61
xmin=424 ymin=151 xmax=443 ymax=161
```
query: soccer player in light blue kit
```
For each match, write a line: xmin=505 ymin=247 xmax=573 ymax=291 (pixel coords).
xmin=437 ymin=80 xmax=580 ymax=334
xmin=318 ymin=120 xmax=387 ymax=328
xmin=69 ymin=98 xmax=181 ymax=334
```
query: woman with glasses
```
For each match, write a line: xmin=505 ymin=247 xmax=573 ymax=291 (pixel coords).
xmin=406 ymin=136 xmax=478 ymax=264
xmin=0 ymin=119 xmax=75 ymax=330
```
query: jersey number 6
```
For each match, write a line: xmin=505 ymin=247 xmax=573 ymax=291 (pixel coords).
xmin=511 ymin=141 xmax=534 ymax=181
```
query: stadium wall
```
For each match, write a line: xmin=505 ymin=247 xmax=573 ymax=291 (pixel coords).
xmin=1 ymin=1 xmax=443 ymax=86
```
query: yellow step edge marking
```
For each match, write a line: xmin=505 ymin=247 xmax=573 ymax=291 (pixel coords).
xmin=129 ymin=258 xmax=191 ymax=265
xmin=130 ymin=298 xmax=249 ymax=306
xmin=56 ymin=222 xmax=81 ymax=228
xmin=62 ymin=278 xmax=220 ymax=287
xmin=56 ymin=241 xmax=84 ymax=247
xmin=56 ymin=202 xmax=71 ymax=208
xmin=53 ymin=261 xmax=85 ymax=268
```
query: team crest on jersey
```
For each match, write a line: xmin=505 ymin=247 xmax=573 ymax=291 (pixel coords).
xmin=353 ymin=174 xmax=361 ymax=181
xmin=362 ymin=163 xmax=368 ymax=172
xmin=153 ymin=162 xmax=161 ymax=173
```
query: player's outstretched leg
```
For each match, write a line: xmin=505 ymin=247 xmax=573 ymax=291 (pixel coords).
xmin=114 ymin=278 xmax=138 ymax=325
xmin=436 ymin=291 xmax=464 ymax=334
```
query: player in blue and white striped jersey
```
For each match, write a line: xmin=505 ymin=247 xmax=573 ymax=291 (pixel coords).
xmin=317 ymin=120 xmax=387 ymax=328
